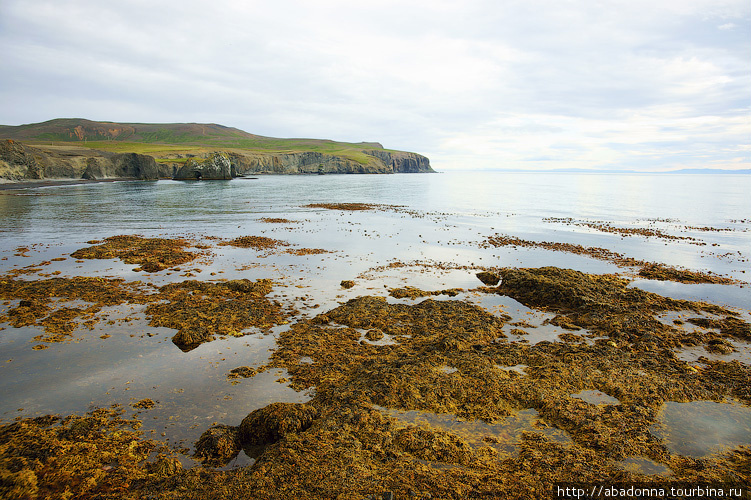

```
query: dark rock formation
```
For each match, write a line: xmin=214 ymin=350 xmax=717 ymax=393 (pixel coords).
xmin=0 ymin=139 xmax=159 ymax=181
xmin=0 ymin=140 xmax=42 ymax=179
xmin=173 ymin=152 xmax=235 ymax=180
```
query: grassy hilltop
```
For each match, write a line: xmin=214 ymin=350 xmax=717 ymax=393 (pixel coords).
xmin=0 ymin=118 xmax=395 ymax=165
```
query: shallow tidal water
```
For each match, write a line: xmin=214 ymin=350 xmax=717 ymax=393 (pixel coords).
xmin=1 ymin=171 xmax=750 ymax=466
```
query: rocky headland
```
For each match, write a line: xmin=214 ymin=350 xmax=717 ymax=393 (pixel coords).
xmin=0 ymin=119 xmax=434 ymax=183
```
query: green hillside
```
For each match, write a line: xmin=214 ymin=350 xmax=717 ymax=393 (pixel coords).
xmin=0 ymin=118 xmax=392 ymax=165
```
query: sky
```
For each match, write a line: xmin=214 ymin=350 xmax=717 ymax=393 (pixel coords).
xmin=1 ymin=0 xmax=749 ymax=171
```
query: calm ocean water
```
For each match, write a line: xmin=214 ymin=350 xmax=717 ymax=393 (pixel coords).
xmin=1 ymin=171 xmax=750 ymax=462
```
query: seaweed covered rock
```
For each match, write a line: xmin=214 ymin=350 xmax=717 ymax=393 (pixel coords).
xmin=194 ymin=425 xmax=241 ymax=466
xmin=476 ymin=271 xmax=500 ymax=286
xmin=239 ymin=402 xmax=318 ymax=448
xmin=497 ymin=267 xmax=633 ymax=312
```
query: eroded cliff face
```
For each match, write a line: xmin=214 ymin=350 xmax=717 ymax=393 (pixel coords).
xmin=173 ymin=153 xmax=235 ymax=180
xmin=0 ymin=140 xmax=162 ymax=181
xmin=225 ymin=150 xmax=433 ymax=175
xmin=0 ymin=140 xmax=433 ymax=183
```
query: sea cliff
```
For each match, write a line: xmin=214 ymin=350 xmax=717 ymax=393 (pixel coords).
xmin=0 ymin=119 xmax=434 ymax=182
xmin=0 ymin=139 xmax=162 ymax=181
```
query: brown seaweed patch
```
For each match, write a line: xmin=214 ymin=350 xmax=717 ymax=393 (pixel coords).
xmin=388 ymin=286 xmax=463 ymax=299
xmin=145 ymin=279 xmax=287 ymax=352
xmin=285 ymin=248 xmax=331 ymax=256
xmin=259 ymin=218 xmax=296 ymax=224
xmin=0 ymin=406 xmax=171 ymax=500
xmin=227 ymin=366 xmax=259 ymax=380
xmin=131 ymin=399 xmax=156 ymax=410
xmin=219 ymin=236 xmax=289 ymax=250
xmin=305 ymin=202 xmax=378 ymax=211
xmin=269 ymin=296 xmax=512 ymax=421
xmin=482 ymin=234 xmax=737 ymax=284
xmin=70 ymin=235 xmax=198 ymax=272
xmin=492 ymin=267 xmax=744 ymax=351
xmin=0 ymin=277 xmax=146 ymax=344
xmin=638 ymin=263 xmax=734 ymax=285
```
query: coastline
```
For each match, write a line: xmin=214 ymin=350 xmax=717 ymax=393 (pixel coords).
xmin=0 ymin=177 xmax=142 ymax=191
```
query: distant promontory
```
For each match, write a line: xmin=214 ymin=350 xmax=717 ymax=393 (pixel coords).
xmin=0 ymin=118 xmax=434 ymax=182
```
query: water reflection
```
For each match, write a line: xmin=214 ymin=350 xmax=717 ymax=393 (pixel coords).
xmin=375 ymin=405 xmax=572 ymax=455
xmin=650 ymin=400 xmax=751 ymax=458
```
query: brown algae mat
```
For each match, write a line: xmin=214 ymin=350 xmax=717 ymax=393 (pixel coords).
xmin=0 ymin=276 xmax=288 ymax=352
xmin=2 ymin=266 xmax=750 ymax=499
xmin=71 ymin=235 xmax=200 ymax=272
xmin=482 ymin=234 xmax=738 ymax=284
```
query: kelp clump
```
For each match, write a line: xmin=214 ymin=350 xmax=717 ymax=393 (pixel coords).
xmin=71 ymin=235 xmax=198 ymax=272
xmin=146 ymin=279 xmax=287 ymax=352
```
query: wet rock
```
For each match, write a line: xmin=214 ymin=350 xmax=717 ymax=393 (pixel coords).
xmin=171 ymin=325 xmax=213 ymax=352
xmin=238 ymin=402 xmax=318 ymax=447
xmin=194 ymin=425 xmax=241 ymax=466
xmin=341 ymin=280 xmax=356 ymax=289
xmin=476 ymin=271 xmax=500 ymax=286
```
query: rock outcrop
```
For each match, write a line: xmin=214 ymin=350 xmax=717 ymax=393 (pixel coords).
xmin=362 ymin=150 xmax=433 ymax=173
xmin=0 ymin=140 xmax=161 ymax=181
xmin=173 ymin=152 xmax=235 ymax=180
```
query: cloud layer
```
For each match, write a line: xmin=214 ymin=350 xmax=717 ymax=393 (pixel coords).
xmin=1 ymin=0 xmax=749 ymax=171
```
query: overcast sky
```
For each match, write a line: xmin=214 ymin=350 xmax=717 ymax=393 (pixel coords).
xmin=1 ymin=0 xmax=749 ymax=171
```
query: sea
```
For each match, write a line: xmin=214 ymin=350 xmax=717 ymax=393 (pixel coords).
xmin=1 ymin=171 xmax=750 ymax=465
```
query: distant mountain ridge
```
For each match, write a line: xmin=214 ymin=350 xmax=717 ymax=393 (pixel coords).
xmin=0 ymin=119 xmax=433 ymax=180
